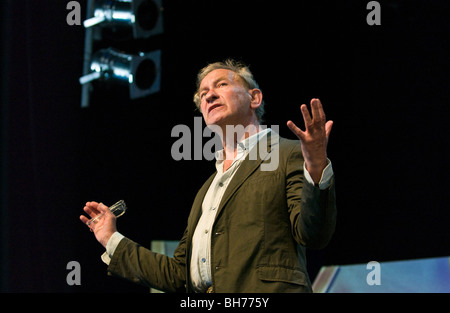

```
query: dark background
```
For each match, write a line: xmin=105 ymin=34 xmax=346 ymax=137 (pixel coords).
xmin=0 ymin=0 xmax=448 ymax=292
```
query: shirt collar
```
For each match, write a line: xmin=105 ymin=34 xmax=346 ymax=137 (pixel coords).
xmin=214 ymin=127 xmax=272 ymax=163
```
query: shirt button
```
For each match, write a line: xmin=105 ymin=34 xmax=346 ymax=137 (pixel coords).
xmin=204 ymin=229 xmax=209 ymax=234
xmin=218 ymin=182 xmax=223 ymax=187
xmin=201 ymin=258 xmax=206 ymax=263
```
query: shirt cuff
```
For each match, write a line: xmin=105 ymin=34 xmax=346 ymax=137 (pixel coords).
xmin=303 ymin=159 xmax=333 ymax=189
xmin=100 ymin=231 xmax=125 ymax=265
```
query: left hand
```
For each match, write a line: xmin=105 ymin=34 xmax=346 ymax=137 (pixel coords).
xmin=287 ymin=98 xmax=333 ymax=184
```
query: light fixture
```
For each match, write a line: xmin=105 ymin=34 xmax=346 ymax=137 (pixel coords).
xmin=80 ymin=0 xmax=164 ymax=108
xmin=83 ymin=0 xmax=163 ymax=39
xmin=79 ymin=48 xmax=161 ymax=100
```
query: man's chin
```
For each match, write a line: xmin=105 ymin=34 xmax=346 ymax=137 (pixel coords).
xmin=205 ymin=115 xmax=227 ymax=128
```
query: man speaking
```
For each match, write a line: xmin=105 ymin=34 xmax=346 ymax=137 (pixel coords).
xmin=80 ymin=59 xmax=337 ymax=293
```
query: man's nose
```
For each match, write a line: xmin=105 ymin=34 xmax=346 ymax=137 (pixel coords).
xmin=205 ymin=89 xmax=218 ymax=102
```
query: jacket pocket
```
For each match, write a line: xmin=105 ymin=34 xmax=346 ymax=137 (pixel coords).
xmin=256 ymin=265 xmax=308 ymax=286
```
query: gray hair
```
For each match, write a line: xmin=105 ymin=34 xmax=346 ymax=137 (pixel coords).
xmin=193 ymin=59 xmax=265 ymax=122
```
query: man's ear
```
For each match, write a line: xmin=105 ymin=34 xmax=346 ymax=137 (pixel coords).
xmin=249 ymin=88 xmax=263 ymax=110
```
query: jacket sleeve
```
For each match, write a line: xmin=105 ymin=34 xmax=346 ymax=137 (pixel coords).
xmin=106 ymin=228 xmax=188 ymax=293
xmin=285 ymin=142 xmax=337 ymax=249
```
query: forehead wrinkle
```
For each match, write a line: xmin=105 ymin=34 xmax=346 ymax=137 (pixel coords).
xmin=199 ymin=73 xmax=230 ymax=92
xmin=199 ymin=71 xmax=245 ymax=93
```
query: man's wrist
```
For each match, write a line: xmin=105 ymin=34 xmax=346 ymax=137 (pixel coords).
xmin=100 ymin=232 xmax=114 ymax=249
xmin=304 ymin=159 xmax=333 ymax=189
xmin=105 ymin=231 xmax=125 ymax=258
xmin=304 ymin=159 xmax=328 ymax=184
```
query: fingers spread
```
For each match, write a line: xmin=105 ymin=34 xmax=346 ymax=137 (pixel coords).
xmin=287 ymin=120 xmax=305 ymax=140
xmin=300 ymin=104 xmax=312 ymax=127
xmin=288 ymin=98 xmax=333 ymax=142
xmin=325 ymin=120 xmax=334 ymax=139
xmin=311 ymin=98 xmax=326 ymax=121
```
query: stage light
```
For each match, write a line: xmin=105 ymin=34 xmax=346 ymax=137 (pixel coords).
xmin=80 ymin=0 xmax=164 ymax=107
xmin=79 ymin=48 xmax=161 ymax=100
xmin=83 ymin=0 xmax=163 ymax=39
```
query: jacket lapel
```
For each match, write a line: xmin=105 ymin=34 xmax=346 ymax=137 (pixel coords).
xmin=215 ymin=131 xmax=277 ymax=219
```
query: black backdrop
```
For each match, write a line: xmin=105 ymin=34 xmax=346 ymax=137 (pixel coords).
xmin=1 ymin=0 xmax=449 ymax=292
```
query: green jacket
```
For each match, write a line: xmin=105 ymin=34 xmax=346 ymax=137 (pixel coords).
xmin=107 ymin=134 xmax=337 ymax=293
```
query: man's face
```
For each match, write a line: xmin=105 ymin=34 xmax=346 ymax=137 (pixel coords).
xmin=198 ymin=69 xmax=253 ymax=127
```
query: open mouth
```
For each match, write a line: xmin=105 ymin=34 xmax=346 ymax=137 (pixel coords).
xmin=208 ymin=104 xmax=222 ymax=114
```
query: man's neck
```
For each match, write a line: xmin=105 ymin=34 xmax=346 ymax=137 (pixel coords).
xmin=221 ymin=122 xmax=261 ymax=161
